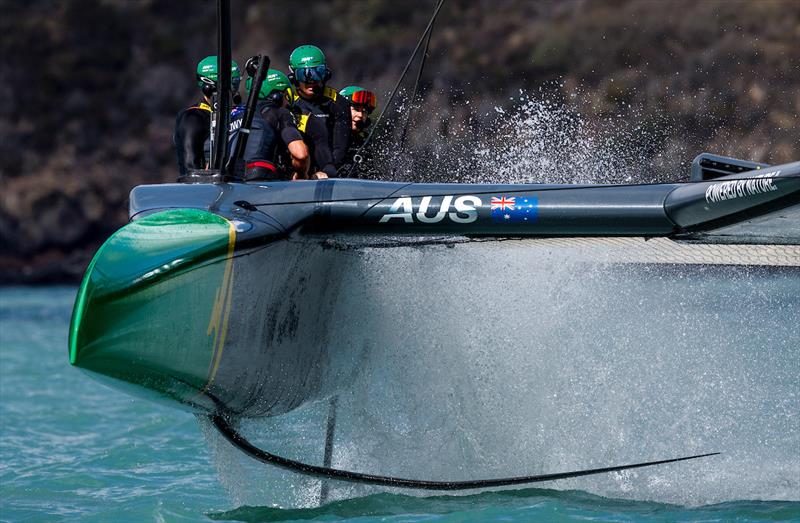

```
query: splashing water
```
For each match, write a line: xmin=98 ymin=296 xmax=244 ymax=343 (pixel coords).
xmin=202 ymin=239 xmax=799 ymax=509
xmin=201 ymin=89 xmax=797 ymax=510
xmin=364 ymin=89 xmax=682 ymax=184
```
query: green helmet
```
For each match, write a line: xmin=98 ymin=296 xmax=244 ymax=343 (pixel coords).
xmin=196 ymin=55 xmax=242 ymax=90
xmin=289 ymin=45 xmax=326 ymax=70
xmin=339 ymin=85 xmax=361 ymax=99
xmin=246 ymin=69 xmax=292 ymax=100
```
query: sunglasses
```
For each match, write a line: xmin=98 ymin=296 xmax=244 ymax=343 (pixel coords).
xmin=294 ymin=65 xmax=328 ymax=83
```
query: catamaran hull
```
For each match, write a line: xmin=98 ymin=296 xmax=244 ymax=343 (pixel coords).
xmin=69 ymin=161 xmax=800 ymax=416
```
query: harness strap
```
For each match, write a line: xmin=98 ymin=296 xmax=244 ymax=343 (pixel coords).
xmin=291 ymin=87 xmax=338 ymax=104
xmin=190 ymin=102 xmax=213 ymax=112
xmin=297 ymin=114 xmax=310 ymax=133
xmin=323 ymin=86 xmax=338 ymax=101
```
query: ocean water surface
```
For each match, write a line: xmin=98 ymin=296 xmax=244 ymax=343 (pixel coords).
xmin=1 ymin=285 xmax=799 ymax=522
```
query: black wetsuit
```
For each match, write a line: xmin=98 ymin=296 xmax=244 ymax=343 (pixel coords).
xmin=292 ymin=86 xmax=351 ymax=177
xmin=173 ymin=101 xmax=212 ymax=176
xmin=340 ymin=129 xmax=368 ymax=178
xmin=234 ymin=100 xmax=303 ymax=180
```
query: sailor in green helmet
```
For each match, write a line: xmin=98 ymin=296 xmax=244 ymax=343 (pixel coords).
xmin=230 ymin=69 xmax=309 ymax=180
xmin=339 ymin=85 xmax=378 ymax=177
xmin=173 ymin=56 xmax=241 ymax=176
xmin=287 ymin=45 xmax=351 ymax=178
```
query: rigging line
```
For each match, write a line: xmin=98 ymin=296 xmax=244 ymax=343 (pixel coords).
xmin=211 ymin=413 xmax=718 ymax=491
xmin=341 ymin=0 xmax=447 ymax=178
xmin=395 ymin=0 xmax=438 ymax=160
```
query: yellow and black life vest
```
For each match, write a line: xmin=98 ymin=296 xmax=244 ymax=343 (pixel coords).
xmin=292 ymin=87 xmax=339 ymax=133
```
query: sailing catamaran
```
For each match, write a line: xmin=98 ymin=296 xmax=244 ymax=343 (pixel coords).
xmin=68 ymin=0 xmax=799 ymax=492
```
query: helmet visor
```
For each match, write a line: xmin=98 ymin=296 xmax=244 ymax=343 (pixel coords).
xmin=351 ymin=89 xmax=377 ymax=112
xmin=198 ymin=75 xmax=241 ymax=92
xmin=295 ymin=65 xmax=328 ymax=83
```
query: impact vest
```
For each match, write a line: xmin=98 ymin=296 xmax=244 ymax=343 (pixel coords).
xmin=292 ymin=86 xmax=339 ymax=133
xmin=290 ymin=86 xmax=350 ymax=177
xmin=229 ymin=102 xmax=289 ymax=180
xmin=203 ymin=105 xmax=245 ymax=165
xmin=174 ymin=101 xmax=213 ymax=175
xmin=340 ymin=130 xmax=369 ymax=178
xmin=190 ymin=102 xmax=214 ymax=164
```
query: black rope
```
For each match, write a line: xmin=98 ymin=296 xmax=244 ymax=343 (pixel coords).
xmin=211 ymin=414 xmax=718 ymax=491
xmin=396 ymin=0 xmax=439 ymax=157
xmin=342 ymin=0 xmax=447 ymax=178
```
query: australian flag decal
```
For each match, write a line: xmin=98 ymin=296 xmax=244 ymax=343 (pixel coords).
xmin=490 ymin=195 xmax=538 ymax=223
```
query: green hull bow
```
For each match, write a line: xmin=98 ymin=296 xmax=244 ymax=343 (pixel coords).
xmin=69 ymin=209 xmax=236 ymax=411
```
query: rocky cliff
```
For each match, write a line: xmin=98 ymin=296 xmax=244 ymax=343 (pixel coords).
xmin=1 ymin=0 xmax=798 ymax=283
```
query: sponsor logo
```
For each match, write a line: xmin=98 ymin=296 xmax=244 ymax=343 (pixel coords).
xmin=379 ymin=195 xmax=481 ymax=224
xmin=491 ymin=195 xmax=538 ymax=222
xmin=705 ymin=171 xmax=780 ymax=204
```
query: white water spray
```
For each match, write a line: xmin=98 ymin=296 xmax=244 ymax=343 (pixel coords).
xmin=203 ymin=239 xmax=799 ymax=508
xmin=202 ymin=93 xmax=798 ymax=508
xmin=368 ymin=89 xmax=682 ymax=184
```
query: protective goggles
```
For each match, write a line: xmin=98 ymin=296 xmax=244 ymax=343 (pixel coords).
xmin=350 ymin=89 xmax=377 ymax=112
xmin=198 ymin=75 xmax=241 ymax=91
xmin=294 ymin=65 xmax=328 ymax=83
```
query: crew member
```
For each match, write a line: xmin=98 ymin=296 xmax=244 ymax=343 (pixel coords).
xmin=339 ymin=85 xmax=378 ymax=177
xmin=235 ymin=69 xmax=309 ymax=180
xmin=174 ymin=56 xmax=241 ymax=176
xmin=287 ymin=45 xmax=351 ymax=179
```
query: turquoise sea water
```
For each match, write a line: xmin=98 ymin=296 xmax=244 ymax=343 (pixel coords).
xmin=1 ymin=286 xmax=799 ymax=522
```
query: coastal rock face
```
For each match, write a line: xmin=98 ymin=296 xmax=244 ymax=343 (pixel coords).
xmin=1 ymin=0 xmax=798 ymax=283
xmin=1 ymin=165 xmax=131 ymax=283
